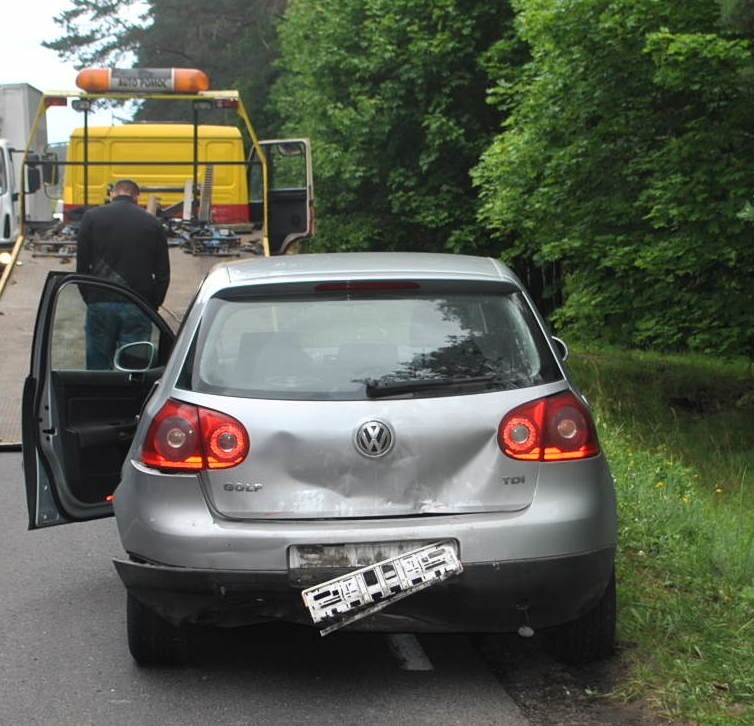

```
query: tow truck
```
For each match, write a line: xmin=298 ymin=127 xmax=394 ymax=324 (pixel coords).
xmin=0 ymin=67 xmax=314 ymax=299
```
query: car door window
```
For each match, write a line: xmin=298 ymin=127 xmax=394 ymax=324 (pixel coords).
xmin=51 ymin=281 xmax=162 ymax=371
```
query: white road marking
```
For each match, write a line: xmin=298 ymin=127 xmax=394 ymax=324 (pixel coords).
xmin=386 ymin=633 xmax=434 ymax=671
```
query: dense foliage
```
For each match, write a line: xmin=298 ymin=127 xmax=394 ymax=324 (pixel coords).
xmin=46 ymin=0 xmax=754 ymax=357
xmin=474 ymin=0 xmax=754 ymax=356
xmin=272 ymin=0 xmax=517 ymax=252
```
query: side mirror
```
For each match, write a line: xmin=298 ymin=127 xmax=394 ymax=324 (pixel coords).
xmin=114 ymin=341 xmax=157 ymax=372
xmin=41 ymin=152 xmax=58 ymax=185
xmin=25 ymin=166 xmax=42 ymax=194
xmin=552 ymin=336 xmax=569 ymax=361
xmin=278 ymin=142 xmax=304 ymax=157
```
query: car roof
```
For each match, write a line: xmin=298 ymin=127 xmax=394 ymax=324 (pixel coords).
xmin=201 ymin=252 xmax=519 ymax=297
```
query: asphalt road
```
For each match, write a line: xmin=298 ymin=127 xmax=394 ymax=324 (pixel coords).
xmin=0 ymin=451 xmax=529 ymax=726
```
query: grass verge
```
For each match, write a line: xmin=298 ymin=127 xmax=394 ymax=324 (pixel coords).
xmin=568 ymin=348 xmax=753 ymax=725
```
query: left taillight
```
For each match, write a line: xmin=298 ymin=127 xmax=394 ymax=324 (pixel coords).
xmin=498 ymin=391 xmax=600 ymax=462
xmin=140 ymin=399 xmax=249 ymax=471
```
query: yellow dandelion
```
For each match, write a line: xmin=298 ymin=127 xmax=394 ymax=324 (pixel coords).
xmin=714 ymin=487 xmax=724 ymax=494
xmin=681 ymin=496 xmax=690 ymax=504
xmin=656 ymin=481 xmax=666 ymax=488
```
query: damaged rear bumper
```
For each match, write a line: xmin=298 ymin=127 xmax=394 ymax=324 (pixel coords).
xmin=114 ymin=546 xmax=615 ymax=633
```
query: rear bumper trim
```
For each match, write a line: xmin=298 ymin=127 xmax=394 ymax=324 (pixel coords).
xmin=114 ymin=547 xmax=615 ymax=632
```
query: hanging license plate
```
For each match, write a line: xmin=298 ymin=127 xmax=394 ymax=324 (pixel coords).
xmin=301 ymin=540 xmax=462 ymax=636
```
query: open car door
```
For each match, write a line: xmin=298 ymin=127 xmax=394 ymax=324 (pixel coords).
xmin=22 ymin=272 xmax=175 ymax=529
xmin=249 ymin=138 xmax=314 ymax=255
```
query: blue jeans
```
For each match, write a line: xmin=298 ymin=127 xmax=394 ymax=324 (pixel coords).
xmin=85 ymin=302 xmax=152 ymax=370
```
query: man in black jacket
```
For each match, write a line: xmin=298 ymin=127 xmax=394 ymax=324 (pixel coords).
xmin=77 ymin=179 xmax=170 ymax=369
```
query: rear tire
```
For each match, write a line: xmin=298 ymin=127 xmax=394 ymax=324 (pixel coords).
xmin=547 ymin=570 xmax=616 ymax=665
xmin=127 ymin=593 xmax=190 ymax=666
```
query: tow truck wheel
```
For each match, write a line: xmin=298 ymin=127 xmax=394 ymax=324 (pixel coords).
xmin=127 ymin=592 xmax=190 ymax=666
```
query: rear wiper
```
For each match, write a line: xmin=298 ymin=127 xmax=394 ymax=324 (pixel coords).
xmin=365 ymin=374 xmax=497 ymax=398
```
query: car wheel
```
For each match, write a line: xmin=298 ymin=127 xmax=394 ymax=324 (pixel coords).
xmin=546 ymin=570 xmax=616 ymax=665
xmin=126 ymin=593 xmax=190 ymax=666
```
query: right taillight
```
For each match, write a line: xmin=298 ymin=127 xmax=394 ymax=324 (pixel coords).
xmin=140 ymin=399 xmax=249 ymax=471
xmin=498 ymin=391 xmax=600 ymax=461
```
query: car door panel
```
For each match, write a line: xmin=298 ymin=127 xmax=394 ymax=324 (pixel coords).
xmin=23 ymin=272 xmax=174 ymax=529
xmin=50 ymin=370 xmax=160 ymax=504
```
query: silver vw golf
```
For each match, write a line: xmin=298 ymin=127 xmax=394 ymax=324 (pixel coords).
xmin=24 ymin=252 xmax=616 ymax=665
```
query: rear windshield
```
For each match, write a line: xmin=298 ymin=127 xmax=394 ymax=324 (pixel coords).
xmin=183 ymin=290 xmax=561 ymax=400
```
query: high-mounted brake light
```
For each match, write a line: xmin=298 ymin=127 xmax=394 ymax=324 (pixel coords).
xmin=498 ymin=392 xmax=600 ymax=462
xmin=140 ymin=399 xmax=249 ymax=472
xmin=213 ymin=98 xmax=239 ymax=109
xmin=76 ymin=67 xmax=211 ymax=94
xmin=315 ymin=281 xmax=420 ymax=292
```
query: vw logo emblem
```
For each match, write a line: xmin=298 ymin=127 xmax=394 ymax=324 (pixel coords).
xmin=354 ymin=420 xmax=394 ymax=458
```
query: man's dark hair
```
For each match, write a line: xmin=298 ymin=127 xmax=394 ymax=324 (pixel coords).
xmin=112 ymin=179 xmax=140 ymax=197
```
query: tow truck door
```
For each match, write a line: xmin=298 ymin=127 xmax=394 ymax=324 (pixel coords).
xmin=22 ymin=272 xmax=175 ymax=529
xmin=0 ymin=141 xmax=19 ymax=243
xmin=249 ymin=138 xmax=314 ymax=255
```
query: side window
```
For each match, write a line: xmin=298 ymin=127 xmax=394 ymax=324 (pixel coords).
xmin=267 ymin=142 xmax=307 ymax=189
xmin=51 ymin=281 xmax=163 ymax=371
xmin=248 ymin=141 xmax=308 ymax=201
xmin=249 ymin=159 xmax=262 ymax=204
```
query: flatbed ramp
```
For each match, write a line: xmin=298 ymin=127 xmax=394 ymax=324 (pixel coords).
xmin=0 ymin=244 xmax=232 ymax=446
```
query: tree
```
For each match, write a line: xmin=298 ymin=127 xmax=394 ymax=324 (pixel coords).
xmin=133 ymin=0 xmax=286 ymax=132
xmin=474 ymin=0 xmax=754 ymax=357
xmin=272 ymin=0 xmax=519 ymax=252
xmin=44 ymin=0 xmax=149 ymax=66
xmin=45 ymin=0 xmax=286 ymax=135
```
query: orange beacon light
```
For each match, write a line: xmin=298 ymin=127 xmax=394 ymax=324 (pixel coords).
xmin=75 ymin=68 xmax=211 ymax=94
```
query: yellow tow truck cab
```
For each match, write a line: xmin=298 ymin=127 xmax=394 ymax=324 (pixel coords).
xmin=64 ymin=124 xmax=250 ymax=224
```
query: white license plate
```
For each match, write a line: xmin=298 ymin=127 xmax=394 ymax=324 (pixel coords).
xmin=301 ymin=541 xmax=462 ymax=636
xmin=289 ymin=540 xmax=437 ymax=569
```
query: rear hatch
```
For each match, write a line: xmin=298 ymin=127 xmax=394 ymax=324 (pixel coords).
xmin=179 ymin=278 xmax=563 ymax=519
